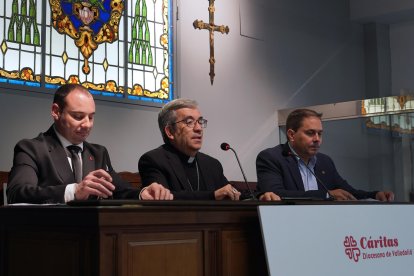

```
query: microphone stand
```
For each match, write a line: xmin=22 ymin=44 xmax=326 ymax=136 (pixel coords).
xmin=287 ymin=151 xmax=334 ymax=201
xmin=228 ymin=147 xmax=257 ymax=201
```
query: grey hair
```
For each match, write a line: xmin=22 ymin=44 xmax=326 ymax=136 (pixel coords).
xmin=158 ymin=98 xmax=199 ymax=143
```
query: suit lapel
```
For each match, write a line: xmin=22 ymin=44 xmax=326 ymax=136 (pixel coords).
xmin=82 ymin=145 xmax=96 ymax=178
xmin=165 ymin=148 xmax=193 ymax=191
xmin=281 ymin=143 xmax=305 ymax=191
xmin=286 ymin=156 xmax=305 ymax=191
xmin=45 ymin=128 xmax=75 ymax=183
xmin=314 ymin=161 xmax=328 ymax=190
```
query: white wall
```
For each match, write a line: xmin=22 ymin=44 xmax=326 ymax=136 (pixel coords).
xmin=0 ymin=0 xmax=368 ymax=181
xmin=176 ymin=0 xmax=280 ymax=180
xmin=0 ymin=91 xmax=164 ymax=174
xmin=173 ymin=0 xmax=366 ymax=180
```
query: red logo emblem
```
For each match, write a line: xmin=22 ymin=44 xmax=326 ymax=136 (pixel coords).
xmin=344 ymin=236 xmax=361 ymax=262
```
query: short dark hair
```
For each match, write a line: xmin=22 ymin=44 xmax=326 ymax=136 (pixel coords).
xmin=285 ymin=109 xmax=322 ymax=138
xmin=158 ymin=98 xmax=198 ymax=143
xmin=53 ymin=83 xmax=89 ymax=110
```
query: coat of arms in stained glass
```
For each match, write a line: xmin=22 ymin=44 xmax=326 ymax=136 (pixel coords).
xmin=0 ymin=0 xmax=173 ymax=104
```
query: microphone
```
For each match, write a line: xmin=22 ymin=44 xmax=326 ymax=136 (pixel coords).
xmin=220 ymin=142 xmax=256 ymax=200
xmin=283 ymin=149 xmax=334 ymax=200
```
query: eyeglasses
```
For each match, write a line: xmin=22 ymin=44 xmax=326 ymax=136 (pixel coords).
xmin=173 ymin=117 xmax=208 ymax=128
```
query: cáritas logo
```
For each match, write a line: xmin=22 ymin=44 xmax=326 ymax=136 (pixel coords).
xmin=343 ymin=235 xmax=411 ymax=263
xmin=344 ymin=236 xmax=361 ymax=262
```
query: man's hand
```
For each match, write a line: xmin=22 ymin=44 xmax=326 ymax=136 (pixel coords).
xmin=75 ymin=169 xmax=115 ymax=200
xmin=329 ymin=189 xmax=357 ymax=201
xmin=259 ymin=192 xmax=281 ymax=201
xmin=214 ymin=184 xmax=241 ymax=200
xmin=375 ymin=191 xmax=394 ymax=202
xmin=141 ymin=183 xmax=173 ymax=200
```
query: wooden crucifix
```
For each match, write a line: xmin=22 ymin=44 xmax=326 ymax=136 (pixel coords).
xmin=193 ymin=0 xmax=229 ymax=85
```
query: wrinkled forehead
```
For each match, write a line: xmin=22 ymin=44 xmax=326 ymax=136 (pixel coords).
xmin=174 ymin=107 xmax=202 ymax=119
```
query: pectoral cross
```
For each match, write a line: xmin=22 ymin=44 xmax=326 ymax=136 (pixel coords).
xmin=193 ymin=0 xmax=229 ymax=85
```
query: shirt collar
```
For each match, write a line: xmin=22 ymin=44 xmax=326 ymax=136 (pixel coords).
xmin=287 ymin=142 xmax=317 ymax=166
xmin=166 ymin=143 xmax=197 ymax=164
xmin=54 ymin=125 xmax=84 ymax=151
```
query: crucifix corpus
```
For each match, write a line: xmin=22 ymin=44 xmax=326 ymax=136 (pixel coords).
xmin=193 ymin=0 xmax=229 ymax=85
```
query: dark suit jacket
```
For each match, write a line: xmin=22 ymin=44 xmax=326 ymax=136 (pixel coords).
xmin=138 ymin=144 xmax=229 ymax=200
xmin=7 ymin=126 xmax=139 ymax=203
xmin=256 ymin=143 xmax=377 ymax=199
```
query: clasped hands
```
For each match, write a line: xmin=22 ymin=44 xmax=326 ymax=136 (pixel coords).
xmin=74 ymin=169 xmax=173 ymax=200
xmin=329 ymin=189 xmax=394 ymax=201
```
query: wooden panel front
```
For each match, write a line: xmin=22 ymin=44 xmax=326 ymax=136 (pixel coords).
xmin=222 ymin=230 xmax=268 ymax=276
xmin=100 ymin=233 xmax=118 ymax=276
xmin=1 ymin=203 xmax=270 ymax=276
xmin=120 ymin=232 xmax=204 ymax=276
xmin=5 ymin=231 xmax=95 ymax=276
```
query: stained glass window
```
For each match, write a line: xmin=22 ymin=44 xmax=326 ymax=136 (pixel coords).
xmin=362 ymin=96 xmax=414 ymax=136
xmin=0 ymin=0 xmax=173 ymax=105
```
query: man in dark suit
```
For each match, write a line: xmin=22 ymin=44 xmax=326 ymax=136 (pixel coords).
xmin=138 ymin=99 xmax=243 ymax=200
xmin=256 ymin=108 xmax=394 ymax=201
xmin=7 ymin=84 xmax=172 ymax=204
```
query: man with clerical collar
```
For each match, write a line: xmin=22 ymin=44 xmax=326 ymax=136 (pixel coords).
xmin=138 ymin=98 xmax=242 ymax=200
xmin=256 ymin=108 xmax=394 ymax=201
xmin=7 ymin=83 xmax=172 ymax=203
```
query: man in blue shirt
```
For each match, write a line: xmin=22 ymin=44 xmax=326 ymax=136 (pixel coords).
xmin=256 ymin=108 xmax=394 ymax=201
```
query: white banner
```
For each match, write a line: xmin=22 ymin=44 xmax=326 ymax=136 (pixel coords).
xmin=258 ymin=204 xmax=414 ymax=276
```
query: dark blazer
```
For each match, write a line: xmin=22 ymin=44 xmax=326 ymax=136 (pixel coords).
xmin=256 ymin=143 xmax=377 ymax=199
xmin=7 ymin=126 xmax=139 ymax=203
xmin=138 ymin=144 xmax=229 ymax=200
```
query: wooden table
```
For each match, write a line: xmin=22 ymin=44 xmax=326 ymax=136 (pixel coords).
xmin=0 ymin=201 xmax=272 ymax=276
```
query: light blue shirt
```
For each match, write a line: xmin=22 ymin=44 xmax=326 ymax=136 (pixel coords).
xmin=288 ymin=144 xmax=318 ymax=191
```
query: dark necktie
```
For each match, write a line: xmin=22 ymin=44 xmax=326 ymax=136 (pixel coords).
xmin=67 ymin=145 xmax=82 ymax=183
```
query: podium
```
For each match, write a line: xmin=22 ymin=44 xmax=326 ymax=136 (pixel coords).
xmin=0 ymin=201 xmax=268 ymax=276
xmin=258 ymin=203 xmax=414 ymax=276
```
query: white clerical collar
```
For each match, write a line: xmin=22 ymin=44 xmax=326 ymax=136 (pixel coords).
xmin=188 ymin=156 xmax=195 ymax=164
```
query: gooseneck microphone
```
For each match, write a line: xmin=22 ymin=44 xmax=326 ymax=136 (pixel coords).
xmin=220 ymin=142 xmax=256 ymax=200
xmin=283 ymin=149 xmax=334 ymax=200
